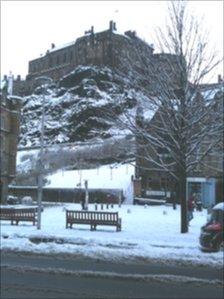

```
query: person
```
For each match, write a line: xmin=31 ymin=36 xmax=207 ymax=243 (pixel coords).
xmin=195 ymin=193 xmax=202 ymax=211
xmin=187 ymin=195 xmax=195 ymax=224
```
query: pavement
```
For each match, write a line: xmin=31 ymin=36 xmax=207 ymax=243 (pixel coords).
xmin=1 ymin=251 xmax=223 ymax=298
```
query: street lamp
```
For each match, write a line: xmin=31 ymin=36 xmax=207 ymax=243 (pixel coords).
xmin=35 ymin=76 xmax=53 ymax=230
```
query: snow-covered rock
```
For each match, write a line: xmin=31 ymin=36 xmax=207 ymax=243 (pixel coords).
xmin=19 ymin=66 xmax=152 ymax=148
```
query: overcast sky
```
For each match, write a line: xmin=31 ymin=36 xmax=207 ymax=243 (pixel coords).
xmin=1 ymin=0 xmax=223 ymax=81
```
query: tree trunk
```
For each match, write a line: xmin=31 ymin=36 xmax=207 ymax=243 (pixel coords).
xmin=0 ymin=178 xmax=9 ymax=204
xmin=180 ymin=175 xmax=188 ymax=233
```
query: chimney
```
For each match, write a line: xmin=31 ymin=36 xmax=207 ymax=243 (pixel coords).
xmin=218 ymin=74 xmax=222 ymax=83
xmin=85 ymin=26 xmax=94 ymax=35
xmin=51 ymin=43 xmax=55 ymax=49
xmin=109 ymin=20 xmax=113 ymax=31
xmin=109 ymin=20 xmax=117 ymax=32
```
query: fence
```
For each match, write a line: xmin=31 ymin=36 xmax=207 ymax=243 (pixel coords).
xmin=8 ymin=186 xmax=123 ymax=204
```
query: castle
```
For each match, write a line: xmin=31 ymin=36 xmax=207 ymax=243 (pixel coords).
xmin=9 ymin=21 xmax=180 ymax=96
xmin=26 ymin=21 xmax=154 ymax=82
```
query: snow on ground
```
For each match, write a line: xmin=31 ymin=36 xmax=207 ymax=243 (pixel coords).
xmin=1 ymin=204 xmax=223 ymax=268
xmin=47 ymin=163 xmax=135 ymax=203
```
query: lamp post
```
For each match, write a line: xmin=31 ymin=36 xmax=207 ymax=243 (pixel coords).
xmin=84 ymin=180 xmax=89 ymax=210
xmin=35 ymin=76 xmax=53 ymax=230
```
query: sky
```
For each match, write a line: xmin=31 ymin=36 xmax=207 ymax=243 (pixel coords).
xmin=1 ymin=0 xmax=223 ymax=81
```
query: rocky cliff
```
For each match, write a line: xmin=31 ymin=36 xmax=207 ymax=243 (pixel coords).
xmin=19 ymin=65 xmax=148 ymax=147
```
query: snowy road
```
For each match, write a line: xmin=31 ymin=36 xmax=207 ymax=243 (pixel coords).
xmin=1 ymin=251 xmax=223 ymax=298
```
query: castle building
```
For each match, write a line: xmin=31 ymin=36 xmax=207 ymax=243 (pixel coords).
xmin=7 ymin=21 xmax=181 ymax=96
xmin=26 ymin=21 xmax=153 ymax=82
xmin=25 ymin=21 xmax=180 ymax=93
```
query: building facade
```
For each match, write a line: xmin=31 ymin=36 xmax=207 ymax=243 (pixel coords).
xmin=0 ymin=85 xmax=21 ymax=203
xmin=26 ymin=21 xmax=154 ymax=82
xmin=6 ymin=21 xmax=181 ymax=96
xmin=133 ymin=80 xmax=223 ymax=207
xmin=22 ymin=21 xmax=180 ymax=94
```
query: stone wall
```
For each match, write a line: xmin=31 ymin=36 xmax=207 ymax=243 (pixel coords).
xmin=0 ymin=92 xmax=22 ymax=203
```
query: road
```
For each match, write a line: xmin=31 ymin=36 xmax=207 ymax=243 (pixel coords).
xmin=1 ymin=251 xmax=223 ymax=298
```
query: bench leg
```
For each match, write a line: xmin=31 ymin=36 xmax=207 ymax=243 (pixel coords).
xmin=90 ymin=224 xmax=97 ymax=231
xmin=16 ymin=221 xmax=19 ymax=226
xmin=116 ymin=225 xmax=121 ymax=232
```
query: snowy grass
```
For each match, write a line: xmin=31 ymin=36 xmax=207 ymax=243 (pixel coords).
xmin=1 ymin=204 xmax=223 ymax=268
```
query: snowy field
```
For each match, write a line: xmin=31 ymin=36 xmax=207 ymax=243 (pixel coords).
xmin=1 ymin=203 xmax=223 ymax=268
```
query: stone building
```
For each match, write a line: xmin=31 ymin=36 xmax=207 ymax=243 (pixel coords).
xmin=133 ymin=79 xmax=223 ymax=207
xmin=24 ymin=21 xmax=180 ymax=94
xmin=0 ymin=81 xmax=21 ymax=203
xmin=7 ymin=21 xmax=181 ymax=96
xmin=26 ymin=21 xmax=153 ymax=81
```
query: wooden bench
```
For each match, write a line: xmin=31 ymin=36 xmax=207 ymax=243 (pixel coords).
xmin=0 ymin=208 xmax=38 ymax=226
xmin=66 ymin=210 xmax=122 ymax=231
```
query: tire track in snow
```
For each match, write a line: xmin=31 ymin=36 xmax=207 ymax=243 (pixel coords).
xmin=2 ymin=264 xmax=223 ymax=287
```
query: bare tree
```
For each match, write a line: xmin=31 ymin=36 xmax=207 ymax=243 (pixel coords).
xmin=111 ymin=0 xmax=223 ymax=233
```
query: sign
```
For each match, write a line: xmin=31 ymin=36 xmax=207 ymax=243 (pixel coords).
xmin=146 ymin=190 xmax=171 ymax=197
xmin=187 ymin=177 xmax=207 ymax=183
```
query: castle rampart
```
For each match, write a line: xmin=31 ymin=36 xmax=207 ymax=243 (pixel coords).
xmin=9 ymin=21 xmax=181 ymax=95
xmin=26 ymin=21 xmax=155 ymax=83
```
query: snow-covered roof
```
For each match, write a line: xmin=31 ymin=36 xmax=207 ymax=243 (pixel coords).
xmin=48 ymin=163 xmax=134 ymax=187
xmin=47 ymin=28 xmax=154 ymax=55
xmin=213 ymin=202 xmax=224 ymax=211
xmin=49 ymin=41 xmax=76 ymax=53
xmin=201 ymin=86 xmax=223 ymax=101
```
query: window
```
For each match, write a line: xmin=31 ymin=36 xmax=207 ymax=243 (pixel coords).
xmin=157 ymin=147 xmax=172 ymax=161
xmin=57 ymin=55 xmax=60 ymax=65
xmin=161 ymin=178 xmax=166 ymax=190
xmin=0 ymin=135 xmax=5 ymax=151
xmin=49 ymin=57 xmax=53 ymax=67
xmin=63 ymin=53 xmax=67 ymax=63
xmin=1 ymin=116 xmax=6 ymax=130
xmin=70 ymin=52 xmax=73 ymax=62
